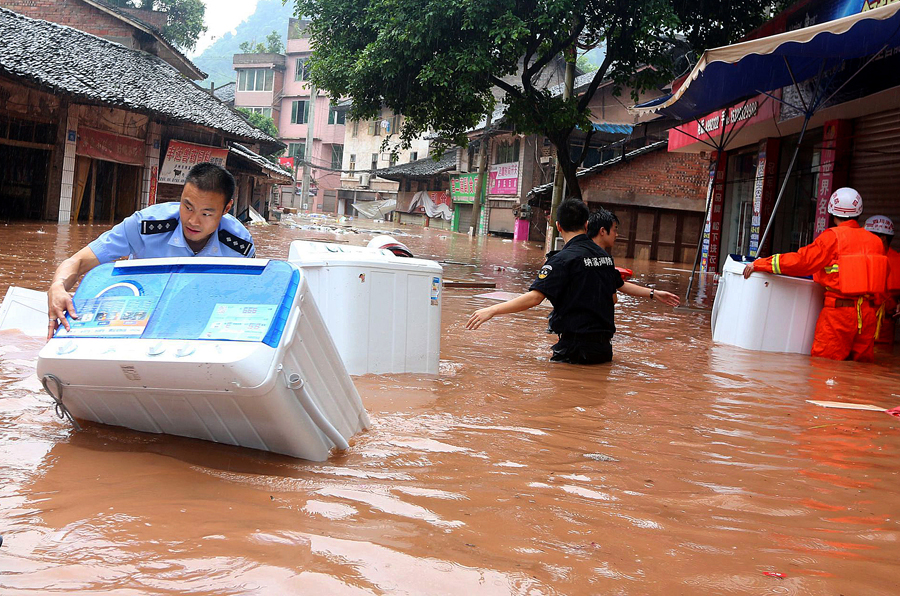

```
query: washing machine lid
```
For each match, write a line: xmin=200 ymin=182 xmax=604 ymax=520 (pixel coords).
xmin=57 ymin=258 xmax=299 ymax=347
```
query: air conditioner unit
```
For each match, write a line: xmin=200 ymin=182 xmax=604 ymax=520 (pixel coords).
xmin=358 ymin=173 xmax=371 ymax=187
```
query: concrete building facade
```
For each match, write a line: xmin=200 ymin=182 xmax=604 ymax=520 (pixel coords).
xmin=337 ymin=107 xmax=433 ymax=218
xmin=233 ymin=18 xmax=346 ymax=213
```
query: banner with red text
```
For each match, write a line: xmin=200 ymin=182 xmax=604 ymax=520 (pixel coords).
xmin=159 ymin=141 xmax=228 ymax=185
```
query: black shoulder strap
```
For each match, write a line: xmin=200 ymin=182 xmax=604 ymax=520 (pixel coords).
xmin=218 ymin=229 xmax=253 ymax=256
xmin=141 ymin=219 xmax=177 ymax=235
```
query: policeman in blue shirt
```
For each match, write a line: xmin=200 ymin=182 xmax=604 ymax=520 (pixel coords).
xmin=47 ymin=162 xmax=254 ymax=339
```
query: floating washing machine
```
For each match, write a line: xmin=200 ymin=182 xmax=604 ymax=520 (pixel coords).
xmin=288 ymin=240 xmax=442 ymax=376
xmin=0 ymin=286 xmax=47 ymax=337
xmin=711 ymin=255 xmax=824 ymax=354
xmin=36 ymin=257 xmax=370 ymax=461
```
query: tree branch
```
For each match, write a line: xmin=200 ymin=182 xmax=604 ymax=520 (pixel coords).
xmin=489 ymin=75 xmax=525 ymax=102
xmin=522 ymin=16 xmax=585 ymax=82
xmin=574 ymin=126 xmax=596 ymax=167
xmin=522 ymin=33 xmax=541 ymax=75
xmin=576 ymin=34 xmax=616 ymax=113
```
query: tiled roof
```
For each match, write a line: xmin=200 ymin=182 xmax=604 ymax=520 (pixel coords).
xmin=375 ymin=150 xmax=458 ymax=180
xmin=0 ymin=8 xmax=280 ymax=149
xmin=84 ymin=0 xmax=206 ymax=80
xmin=214 ymin=82 xmax=236 ymax=104
xmin=527 ymin=140 xmax=668 ymax=198
xmin=230 ymin=143 xmax=294 ymax=184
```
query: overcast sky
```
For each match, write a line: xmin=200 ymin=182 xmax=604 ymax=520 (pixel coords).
xmin=190 ymin=0 xmax=261 ymax=57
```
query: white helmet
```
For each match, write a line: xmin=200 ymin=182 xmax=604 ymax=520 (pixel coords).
xmin=865 ymin=214 xmax=894 ymax=236
xmin=827 ymin=187 xmax=863 ymax=217
xmin=367 ymin=235 xmax=413 ymax=257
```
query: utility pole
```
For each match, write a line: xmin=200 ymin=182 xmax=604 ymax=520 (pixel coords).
xmin=546 ymin=48 xmax=577 ymax=253
xmin=470 ymin=111 xmax=491 ymax=236
xmin=301 ymin=83 xmax=318 ymax=211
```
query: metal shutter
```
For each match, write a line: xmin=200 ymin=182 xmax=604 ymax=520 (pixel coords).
xmin=455 ymin=203 xmax=474 ymax=233
xmin=849 ymin=109 xmax=900 ymax=222
xmin=488 ymin=205 xmax=515 ymax=234
xmin=322 ymin=190 xmax=337 ymax=213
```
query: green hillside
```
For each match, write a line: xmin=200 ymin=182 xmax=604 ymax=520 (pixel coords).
xmin=193 ymin=0 xmax=296 ymax=87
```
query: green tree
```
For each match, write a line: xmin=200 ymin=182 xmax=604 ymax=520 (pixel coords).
xmin=236 ymin=107 xmax=280 ymax=147
xmin=265 ymin=31 xmax=285 ymax=54
xmin=240 ymin=40 xmax=267 ymax=53
xmin=576 ymin=53 xmax=598 ymax=74
xmin=239 ymin=31 xmax=285 ymax=54
xmin=110 ymin=0 xmax=207 ymax=51
xmin=295 ymin=0 xmax=783 ymax=200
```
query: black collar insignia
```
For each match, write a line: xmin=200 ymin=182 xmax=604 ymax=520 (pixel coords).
xmin=141 ymin=219 xmax=177 ymax=235
xmin=218 ymin=229 xmax=253 ymax=256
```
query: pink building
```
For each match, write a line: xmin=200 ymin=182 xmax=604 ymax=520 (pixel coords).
xmin=233 ymin=18 xmax=345 ymax=212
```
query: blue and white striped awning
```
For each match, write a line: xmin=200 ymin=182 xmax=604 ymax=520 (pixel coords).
xmin=631 ymin=3 xmax=900 ymax=121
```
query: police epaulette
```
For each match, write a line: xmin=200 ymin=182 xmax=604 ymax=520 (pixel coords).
xmin=141 ymin=219 xmax=177 ymax=235
xmin=219 ymin=229 xmax=253 ymax=256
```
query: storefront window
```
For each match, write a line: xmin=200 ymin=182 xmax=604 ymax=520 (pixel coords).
xmin=721 ymin=150 xmax=758 ymax=258
xmin=769 ymin=131 xmax=822 ymax=254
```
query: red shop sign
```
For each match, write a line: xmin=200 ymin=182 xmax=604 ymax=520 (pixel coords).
xmin=668 ymin=93 xmax=780 ymax=152
xmin=76 ymin=127 xmax=145 ymax=166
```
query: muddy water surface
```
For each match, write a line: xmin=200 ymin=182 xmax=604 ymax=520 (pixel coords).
xmin=0 ymin=219 xmax=898 ymax=595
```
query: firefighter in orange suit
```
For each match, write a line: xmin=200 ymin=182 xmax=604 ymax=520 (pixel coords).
xmin=742 ymin=188 xmax=888 ymax=362
xmin=863 ymin=215 xmax=900 ymax=341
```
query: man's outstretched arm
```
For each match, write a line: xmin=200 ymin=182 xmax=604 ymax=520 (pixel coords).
xmin=619 ymin=282 xmax=680 ymax=307
xmin=47 ymin=246 xmax=100 ymax=339
xmin=466 ymin=290 xmax=546 ymax=330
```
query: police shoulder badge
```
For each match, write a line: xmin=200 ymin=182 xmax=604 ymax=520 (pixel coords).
xmin=141 ymin=218 xmax=177 ymax=235
xmin=538 ymin=264 xmax=552 ymax=279
xmin=218 ymin=230 xmax=254 ymax=256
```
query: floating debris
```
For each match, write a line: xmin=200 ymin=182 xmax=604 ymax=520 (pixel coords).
xmin=584 ymin=453 xmax=620 ymax=462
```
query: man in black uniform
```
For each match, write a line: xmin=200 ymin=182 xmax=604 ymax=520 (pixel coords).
xmin=588 ymin=208 xmax=680 ymax=308
xmin=466 ymin=198 xmax=623 ymax=364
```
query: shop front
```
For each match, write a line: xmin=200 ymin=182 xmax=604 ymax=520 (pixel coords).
xmin=449 ymin=172 xmax=483 ymax=233
xmin=688 ymin=110 xmax=898 ymax=274
xmin=644 ymin=1 xmax=900 ymax=276
xmin=0 ymin=79 xmax=62 ymax=221
xmin=486 ymin=161 xmax=518 ymax=236
xmin=71 ymin=126 xmax=146 ymax=223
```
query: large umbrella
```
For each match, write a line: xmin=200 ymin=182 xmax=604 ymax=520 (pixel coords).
xmin=631 ymin=3 xmax=900 ymax=303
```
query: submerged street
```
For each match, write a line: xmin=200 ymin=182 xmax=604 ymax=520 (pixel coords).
xmin=0 ymin=220 xmax=899 ymax=595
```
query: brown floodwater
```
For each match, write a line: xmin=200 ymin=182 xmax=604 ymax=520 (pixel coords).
xmin=0 ymin=218 xmax=898 ymax=595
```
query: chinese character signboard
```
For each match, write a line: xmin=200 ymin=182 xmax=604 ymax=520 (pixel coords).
xmin=159 ymin=141 xmax=229 ymax=185
xmin=700 ymin=154 xmax=727 ymax=273
xmin=814 ymin=120 xmax=852 ymax=239
xmin=450 ymin=173 xmax=486 ymax=204
xmin=748 ymin=139 xmax=781 ymax=257
xmin=76 ymin=127 xmax=145 ymax=166
xmin=668 ymin=94 xmax=780 ymax=151
xmin=488 ymin=162 xmax=519 ymax=196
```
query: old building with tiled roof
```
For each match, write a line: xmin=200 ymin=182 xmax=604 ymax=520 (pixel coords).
xmin=0 ymin=7 xmax=285 ymax=224
xmin=0 ymin=0 xmax=205 ymax=80
xmin=213 ymin=83 xmax=236 ymax=106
